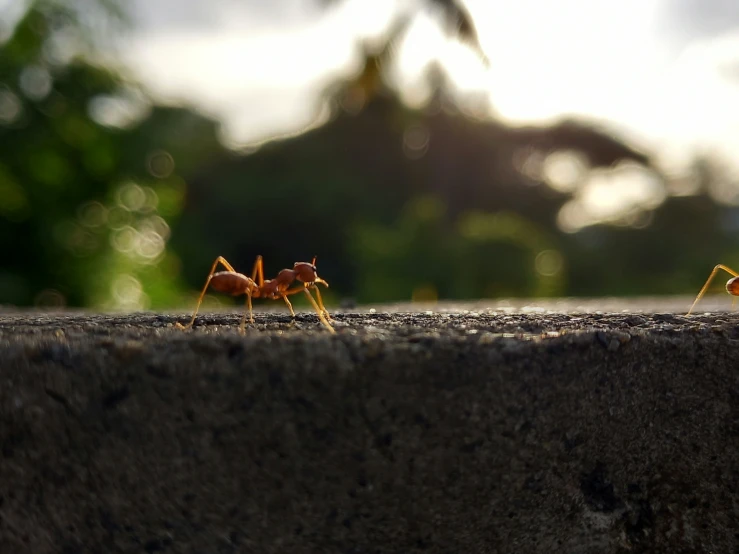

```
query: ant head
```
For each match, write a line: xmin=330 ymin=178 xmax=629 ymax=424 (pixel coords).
xmin=293 ymin=261 xmax=318 ymax=283
xmin=727 ymin=276 xmax=739 ymax=296
xmin=293 ymin=255 xmax=317 ymax=269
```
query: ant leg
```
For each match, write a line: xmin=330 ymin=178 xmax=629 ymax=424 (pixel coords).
xmin=282 ymin=295 xmax=296 ymax=317
xmin=277 ymin=293 xmax=297 ymax=326
xmin=251 ymin=255 xmax=265 ymax=287
xmin=308 ymin=256 xmax=330 ymax=316
xmin=280 ymin=287 xmax=335 ymax=332
xmin=176 ymin=256 xmax=237 ymax=330
xmin=302 ymin=288 xmax=336 ymax=333
xmin=688 ymin=264 xmax=739 ymax=315
xmin=308 ymin=283 xmax=332 ymax=321
xmin=239 ymin=292 xmax=254 ymax=334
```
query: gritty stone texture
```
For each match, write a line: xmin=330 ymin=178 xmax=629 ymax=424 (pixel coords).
xmin=0 ymin=303 xmax=738 ymax=553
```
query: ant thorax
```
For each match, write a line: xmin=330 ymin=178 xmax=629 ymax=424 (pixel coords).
xmin=276 ymin=268 xmax=297 ymax=284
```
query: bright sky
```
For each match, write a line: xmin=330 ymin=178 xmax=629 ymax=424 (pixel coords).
xmin=119 ymin=0 xmax=739 ymax=170
xmin=115 ymin=0 xmax=739 ymax=229
xmin=4 ymin=0 xmax=737 ymax=229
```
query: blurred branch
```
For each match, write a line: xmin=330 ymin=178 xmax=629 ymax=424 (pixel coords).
xmin=511 ymin=120 xmax=651 ymax=168
xmin=426 ymin=0 xmax=488 ymax=65
xmin=3 ymin=0 xmax=130 ymax=64
xmin=319 ymin=0 xmax=488 ymax=65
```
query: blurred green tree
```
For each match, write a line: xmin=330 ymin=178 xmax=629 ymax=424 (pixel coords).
xmin=0 ymin=0 xmax=226 ymax=309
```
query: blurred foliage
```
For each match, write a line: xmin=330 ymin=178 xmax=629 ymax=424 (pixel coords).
xmin=351 ymin=196 xmax=564 ymax=302
xmin=319 ymin=0 xmax=489 ymax=66
xmin=2 ymin=0 xmax=739 ymax=312
xmin=0 ymin=0 xmax=222 ymax=309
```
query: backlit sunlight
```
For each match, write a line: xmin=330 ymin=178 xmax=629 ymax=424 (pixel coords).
xmin=109 ymin=0 xmax=739 ymax=230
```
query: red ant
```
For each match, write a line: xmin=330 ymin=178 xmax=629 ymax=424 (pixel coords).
xmin=688 ymin=264 xmax=739 ymax=314
xmin=176 ymin=255 xmax=335 ymax=334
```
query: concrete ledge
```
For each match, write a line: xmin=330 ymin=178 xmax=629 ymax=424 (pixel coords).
xmin=1 ymin=310 xmax=737 ymax=553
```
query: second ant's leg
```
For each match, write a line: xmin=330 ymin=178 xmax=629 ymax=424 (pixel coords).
xmin=688 ymin=264 xmax=739 ymax=315
xmin=176 ymin=256 xmax=237 ymax=330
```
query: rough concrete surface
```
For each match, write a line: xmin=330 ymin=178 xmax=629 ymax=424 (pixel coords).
xmin=0 ymin=298 xmax=738 ymax=553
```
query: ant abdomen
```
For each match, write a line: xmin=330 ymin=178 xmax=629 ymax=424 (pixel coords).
xmin=727 ymin=277 xmax=739 ymax=296
xmin=210 ymin=271 xmax=251 ymax=296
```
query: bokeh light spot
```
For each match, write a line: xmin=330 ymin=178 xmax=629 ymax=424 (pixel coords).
xmin=116 ymin=182 xmax=146 ymax=211
xmin=135 ymin=229 xmax=165 ymax=261
xmin=88 ymin=92 xmax=150 ymax=129
xmin=140 ymin=215 xmax=170 ymax=241
xmin=19 ymin=65 xmax=52 ymax=101
xmin=142 ymin=186 xmax=159 ymax=212
xmin=43 ymin=30 xmax=80 ymax=66
xmin=0 ymin=87 xmax=22 ymax=125
xmin=111 ymin=274 xmax=147 ymax=310
xmin=534 ymin=249 xmax=564 ymax=277
xmin=403 ymin=124 xmax=430 ymax=159
xmin=622 ymin=209 xmax=654 ymax=229
xmin=147 ymin=150 xmax=175 ymax=178
xmin=106 ymin=206 xmax=132 ymax=230
xmin=77 ymin=201 xmax=108 ymax=228
xmin=34 ymin=289 xmax=66 ymax=308
xmin=543 ymin=150 xmax=587 ymax=193
xmin=111 ymin=226 xmax=137 ymax=254
xmin=556 ymin=200 xmax=589 ymax=234
xmin=513 ymin=148 xmax=545 ymax=182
